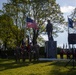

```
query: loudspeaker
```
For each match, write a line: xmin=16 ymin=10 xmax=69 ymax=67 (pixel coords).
xmin=68 ymin=34 xmax=76 ymax=44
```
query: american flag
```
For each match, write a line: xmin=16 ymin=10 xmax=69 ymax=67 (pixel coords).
xmin=26 ymin=17 xmax=38 ymax=29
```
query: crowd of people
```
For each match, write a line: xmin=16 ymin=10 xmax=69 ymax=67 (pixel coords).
xmin=60 ymin=49 xmax=76 ymax=59
xmin=14 ymin=42 xmax=40 ymax=62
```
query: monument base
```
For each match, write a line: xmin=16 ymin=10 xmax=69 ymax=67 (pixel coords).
xmin=45 ymin=40 xmax=57 ymax=58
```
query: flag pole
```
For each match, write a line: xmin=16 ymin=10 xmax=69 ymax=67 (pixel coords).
xmin=67 ymin=16 xmax=69 ymax=35
xmin=67 ymin=16 xmax=70 ymax=50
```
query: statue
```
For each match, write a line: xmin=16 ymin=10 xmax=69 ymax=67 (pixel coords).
xmin=45 ymin=20 xmax=57 ymax=58
xmin=46 ymin=20 xmax=53 ymax=41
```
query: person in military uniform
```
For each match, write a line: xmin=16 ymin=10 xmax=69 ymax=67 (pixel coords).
xmin=46 ymin=20 xmax=53 ymax=41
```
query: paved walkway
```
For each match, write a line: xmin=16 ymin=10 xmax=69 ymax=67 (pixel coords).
xmin=39 ymin=58 xmax=70 ymax=61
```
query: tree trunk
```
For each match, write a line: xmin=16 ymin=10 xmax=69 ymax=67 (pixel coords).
xmin=4 ymin=39 xmax=7 ymax=50
xmin=32 ymin=29 xmax=39 ymax=45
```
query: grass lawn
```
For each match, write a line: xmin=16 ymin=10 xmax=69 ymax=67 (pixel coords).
xmin=0 ymin=58 xmax=76 ymax=75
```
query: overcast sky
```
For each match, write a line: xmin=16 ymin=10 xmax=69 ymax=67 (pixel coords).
xmin=55 ymin=0 xmax=76 ymax=48
xmin=56 ymin=0 xmax=76 ymax=21
xmin=0 ymin=0 xmax=76 ymax=48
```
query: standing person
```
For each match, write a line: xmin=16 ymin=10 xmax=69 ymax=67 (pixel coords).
xmin=27 ymin=42 xmax=33 ymax=62
xmin=14 ymin=45 xmax=21 ymax=62
xmin=74 ymin=49 xmax=76 ymax=60
xmin=46 ymin=20 xmax=53 ymax=41
xmin=60 ymin=50 xmax=64 ymax=59
xmin=21 ymin=43 xmax=27 ymax=62
xmin=33 ymin=42 xmax=40 ymax=61
xmin=66 ymin=50 xmax=71 ymax=59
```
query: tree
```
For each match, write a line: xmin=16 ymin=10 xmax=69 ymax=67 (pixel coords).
xmin=71 ymin=8 xmax=76 ymax=20
xmin=0 ymin=13 xmax=23 ymax=49
xmin=3 ymin=0 xmax=64 ymax=45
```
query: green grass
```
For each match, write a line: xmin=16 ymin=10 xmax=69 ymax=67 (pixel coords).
xmin=0 ymin=58 xmax=76 ymax=75
xmin=57 ymin=54 xmax=68 ymax=59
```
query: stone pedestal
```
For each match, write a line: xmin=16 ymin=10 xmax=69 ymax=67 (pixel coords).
xmin=45 ymin=41 xmax=57 ymax=58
